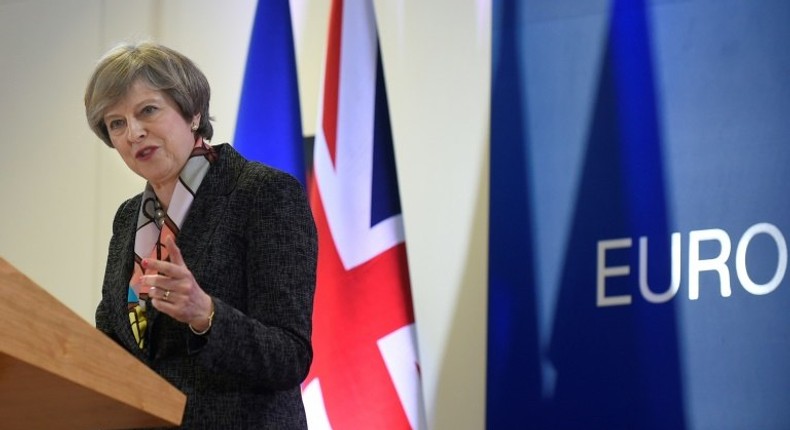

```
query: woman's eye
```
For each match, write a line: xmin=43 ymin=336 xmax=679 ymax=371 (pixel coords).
xmin=107 ymin=119 xmax=125 ymax=131
xmin=141 ymin=105 xmax=158 ymax=115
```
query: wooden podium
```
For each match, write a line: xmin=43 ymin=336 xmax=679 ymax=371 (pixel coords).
xmin=0 ymin=257 xmax=186 ymax=429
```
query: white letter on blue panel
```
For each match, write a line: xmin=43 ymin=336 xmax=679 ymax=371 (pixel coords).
xmin=597 ymin=238 xmax=633 ymax=307
xmin=689 ymin=228 xmax=732 ymax=300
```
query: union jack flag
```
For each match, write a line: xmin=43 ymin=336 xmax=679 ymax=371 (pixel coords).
xmin=301 ymin=0 xmax=425 ymax=428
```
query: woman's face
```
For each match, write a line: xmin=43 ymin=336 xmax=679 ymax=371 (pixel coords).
xmin=103 ymin=79 xmax=200 ymax=194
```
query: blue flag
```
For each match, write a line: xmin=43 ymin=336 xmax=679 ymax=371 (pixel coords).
xmin=234 ymin=0 xmax=305 ymax=186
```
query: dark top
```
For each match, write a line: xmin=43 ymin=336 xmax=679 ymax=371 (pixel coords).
xmin=96 ymin=143 xmax=317 ymax=429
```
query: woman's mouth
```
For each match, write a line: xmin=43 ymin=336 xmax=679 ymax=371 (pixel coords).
xmin=136 ymin=146 xmax=157 ymax=160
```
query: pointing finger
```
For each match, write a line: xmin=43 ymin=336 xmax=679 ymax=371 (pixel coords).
xmin=165 ymin=235 xmax=185 ymax=266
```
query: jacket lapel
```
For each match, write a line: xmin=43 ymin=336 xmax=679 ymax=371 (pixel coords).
xmin=110 ymin=196 xmax=151 ymax=362
xmin=177 ymin=144 xmax=246 ymax=279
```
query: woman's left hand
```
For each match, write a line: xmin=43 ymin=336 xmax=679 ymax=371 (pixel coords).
xmin=141 ymin=235 xmax=214 ymax=331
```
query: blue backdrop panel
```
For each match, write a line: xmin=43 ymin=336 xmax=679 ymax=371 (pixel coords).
xmin=488 ymin=0 xmax=790 ymax=428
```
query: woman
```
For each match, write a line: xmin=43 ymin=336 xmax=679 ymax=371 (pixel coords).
xmin=85 ymin=42 xmax=317 ymax=429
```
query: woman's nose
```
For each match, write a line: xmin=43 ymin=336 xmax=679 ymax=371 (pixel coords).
xmin=126 ymin=118 xmax=146 ymax=142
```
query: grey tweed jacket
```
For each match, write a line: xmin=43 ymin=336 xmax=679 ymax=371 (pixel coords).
xmin=96 ymin=143 xmax=317 ymax=429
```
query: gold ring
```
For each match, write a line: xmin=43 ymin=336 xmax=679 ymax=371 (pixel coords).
xmin=163 ymin=290 xmax=171 ymax=301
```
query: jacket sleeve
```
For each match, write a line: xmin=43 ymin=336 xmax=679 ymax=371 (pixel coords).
xmin=194 ymin=167 xmax=317 ymax=390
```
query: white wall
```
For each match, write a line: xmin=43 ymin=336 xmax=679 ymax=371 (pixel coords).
xmin=0 ymin=1 xmax=489 ymax=428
